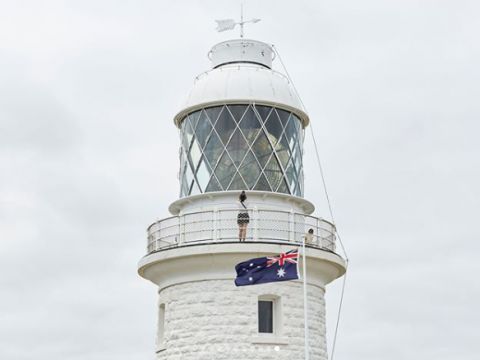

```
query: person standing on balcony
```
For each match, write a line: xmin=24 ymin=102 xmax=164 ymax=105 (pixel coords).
xmin=237 ymin=191 xmax=249 ymax=241
xmin=304 ymin=228 xmax=315 ymax=245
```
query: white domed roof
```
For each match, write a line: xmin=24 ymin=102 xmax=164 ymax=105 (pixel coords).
xmin=173 ymin=40 xmax=309 ymax=127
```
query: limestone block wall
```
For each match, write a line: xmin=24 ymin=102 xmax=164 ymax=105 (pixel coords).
xmin=156 ymin=279 xmax=328 ymax=360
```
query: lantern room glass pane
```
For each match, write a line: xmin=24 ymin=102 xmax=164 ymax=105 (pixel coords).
xmin=239 ymin=105 xmax=262 ymax=144
xmin=226 ymin=129 xmax=248 ymax=166
xmin=186 ymin=119 xmax=195 ymax=146
xmin=206 ymin=175 xmax=222 ymax=192
xmin=196 ymin=157 xmax=212 ymax=192
xmin=277 ymin=179 xmax=289 ymax=194
xmin=252 ymin=130 xmax=273 ymax=169
xmin=239 ymin=151 xmax=261 ymax=188
xmin=264 ymin=110 xmax=283 ymax=147
xmin=264 ymin=154 xmax=283 ymax=191
xmin=189 ymin=139 xmax=202 ymax=169
xmin=276 ymin=108 xmax=290 ymax=128
xmin=215 ymin=108 xmax=236 ymax=145
xmin=254 ymin=173 xmax=272 ymax=191
xmin=228 ymin=172 xmax=248 ymax=191
xmin=293 ymin=141 xmax=302 ymax=173
xmin=189 ymin=111 xmax=201 ymax=131
xmin=255 ymin=105 xmax=272 ymax=123
xmin=205 ymin=106 xmax=224 ymax=127
xmin=215 ymin=151 xmax=236 ymax=189
xmin=203 ymin=131 xmax=223 ymax=169
xmin=228 ymin=104 xmax=248 ymax=124
xmin=179 ymin=104 xmax=304 ymax=197
xmin=195 ymin=111 xmax=212 ymax=149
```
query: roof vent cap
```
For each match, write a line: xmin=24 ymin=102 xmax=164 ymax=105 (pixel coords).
xmin=209 ymin=39 xmax=274 ymax=69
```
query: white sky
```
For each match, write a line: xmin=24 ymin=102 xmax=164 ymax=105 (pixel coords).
xmin=1 ymin=1 xmax=479 ymax=359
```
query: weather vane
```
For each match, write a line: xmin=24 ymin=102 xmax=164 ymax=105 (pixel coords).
xmin=215 ymin=2 xmax=261 ymax=38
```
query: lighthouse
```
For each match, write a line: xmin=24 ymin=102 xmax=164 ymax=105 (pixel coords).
xmin=138 ymin=38 xmax=346 ymax=359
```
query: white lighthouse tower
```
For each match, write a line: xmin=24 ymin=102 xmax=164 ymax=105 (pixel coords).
xmin=138 ymin=38 xmax=346 ymax=359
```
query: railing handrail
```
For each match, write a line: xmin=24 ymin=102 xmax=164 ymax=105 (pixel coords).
xmin=147 ymin=208 xmax=336 ymax=231
xmin=146 ymin=208 xmax=337 ymax=254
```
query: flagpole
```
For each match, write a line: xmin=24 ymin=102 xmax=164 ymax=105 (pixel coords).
xmin=240 ymin=2 xmax=244 ymax=38
xmin=303 ymin=236 xmax=310 ymax=360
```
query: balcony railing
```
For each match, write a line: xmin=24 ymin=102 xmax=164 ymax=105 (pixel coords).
xmin=146 ymin=209 xmax=336 ymax=254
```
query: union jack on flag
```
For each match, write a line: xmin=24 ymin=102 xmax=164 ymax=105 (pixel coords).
xmin=267 ymin=250 xmax=299 ymax=267
xmin=234 ymin=249 xmax=299 ymax=286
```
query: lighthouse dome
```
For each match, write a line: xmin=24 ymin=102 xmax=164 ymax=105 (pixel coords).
xmin=173 ymin=39 xmax=309 ymax=127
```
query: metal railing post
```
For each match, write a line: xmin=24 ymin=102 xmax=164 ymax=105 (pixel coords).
xmin=253 ymin=207 xmax=258 ymax=241
xmin=316 ymin=217 xmax=321 ymax=248
xmin=179 ymin=215 xmax=185 ymax=245
xmin=213 ymin=208 xmax=218 ymax=242
xmin=289 ymin=210 xmax=295 ymax=242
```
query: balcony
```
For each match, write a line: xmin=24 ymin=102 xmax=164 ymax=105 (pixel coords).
xmin=146 ymin=209 xmax=336 ymax=254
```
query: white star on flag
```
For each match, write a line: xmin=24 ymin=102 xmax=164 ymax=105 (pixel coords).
xmin=277 ymin=268 xmax=286 ymax=278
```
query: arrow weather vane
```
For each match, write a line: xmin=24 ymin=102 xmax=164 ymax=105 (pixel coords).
xmin=215 ymin=3 xmax=261 ymax=38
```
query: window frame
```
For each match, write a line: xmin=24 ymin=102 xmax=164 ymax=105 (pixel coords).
xmin=257 ymin=294 xmax=282 ymax=336
xmin=156 ymin=303 xmax=166 ymax=352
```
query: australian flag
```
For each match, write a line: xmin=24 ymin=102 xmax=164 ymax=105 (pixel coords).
xmin=234 ymin=249 xmax=299 ymax=286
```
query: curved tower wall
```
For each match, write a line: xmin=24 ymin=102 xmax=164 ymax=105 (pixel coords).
xmin=139 ymin=243 xmax=344 ymax=359
xmin=138 ymin=39 xmax=346 ymax=360
xmin=159 ymin=281 xmax=326 ymax=359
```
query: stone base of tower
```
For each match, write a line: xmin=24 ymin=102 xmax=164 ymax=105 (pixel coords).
xmin=155 ymin=279 xmax=328 ymax=360
xmin=139 ymin=243 xmax=345 ymax=360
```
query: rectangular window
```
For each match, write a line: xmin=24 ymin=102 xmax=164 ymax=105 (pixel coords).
xmin=258 ymin=300 xmax=273 ymax=333
xmin=157 ymin=304 xmax=165 ymax=347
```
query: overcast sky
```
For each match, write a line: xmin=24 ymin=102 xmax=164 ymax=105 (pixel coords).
xmin=1 ymin=1 xmax=479 ymax=359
